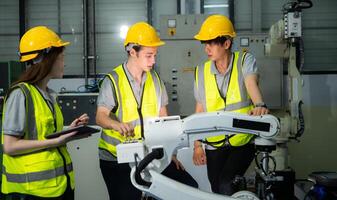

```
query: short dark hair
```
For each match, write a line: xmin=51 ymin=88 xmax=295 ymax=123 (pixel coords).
xmin=126 ymin=44 xmax=143 ymax=55
xmin=201 ymin=36 xmax=231 ymax=46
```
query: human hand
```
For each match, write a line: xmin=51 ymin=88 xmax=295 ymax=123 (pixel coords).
xmin=70 ymin=113 xmax=89 ymax=127
xmin=53 ymin=131 xmax=78 ymax=145
xmin=172 ymin=155 xmax=185 ymax=171
xmin=53 ymin=129 xmax=92 ymax=145
xmin=112 ymin=122 xmax=134 ymax=137
xmin=193 ymin=146 xmax=206 ymax=166
xmin=249 ymin=107 xmax=269 ymax=116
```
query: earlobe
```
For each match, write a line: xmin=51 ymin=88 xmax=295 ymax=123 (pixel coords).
xmin=130 ymin=49 xmax=140 ymax=58
xmin=130 ymin=49 xmax=136 ymax=57
xmin=225 ymin=40 xmax=231 ymax=50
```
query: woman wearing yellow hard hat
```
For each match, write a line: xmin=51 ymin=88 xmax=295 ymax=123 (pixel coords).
xmin=192 ymin=15 xmax=269 ymax=195
xmin=1 ymin=26 xmax=90 ymax=199
xmin=96 ymin=21 xmax=197 ymax=199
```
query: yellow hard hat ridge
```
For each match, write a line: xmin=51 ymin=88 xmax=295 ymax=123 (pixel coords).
xmin=124 ymin=22 xmax=165 ymax=47
xmin=194 ymin=15 xmax=236 ymax=41
xmin=19 ymin=26 xmax=70 ymax=62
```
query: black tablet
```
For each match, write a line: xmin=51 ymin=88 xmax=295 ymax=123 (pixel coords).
xmin=45 ymin=125 xmax=101 ymax=139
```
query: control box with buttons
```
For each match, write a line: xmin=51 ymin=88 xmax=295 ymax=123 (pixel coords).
xmin=57 ymin=93 xmax=98 ymax=125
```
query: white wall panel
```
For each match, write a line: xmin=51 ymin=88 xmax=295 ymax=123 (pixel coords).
xmin=27 ymin=0 xmax=58 ymax=30
xmin=234 ymin=0 xmax=252 ymax=31
xmin=96 ymin=33 xmax=126 ymax=73
xmin=60 ymin=0 xmax=83 ymax=75
xmin=95 ymin=0 xmax=146 ymax=73
xmin=60 ymin=0 xmax=83 ymax=33
xmin=26 ymin=0 xmax=84 ymax=75
xmin=0 ymin=0 xmax=19 ymax=34
xmin=204 ymin=0 xmax=229 ymax=15
xmin=0 ymin=0 xmax=19 ymax=62
xmin=262 ymin=0 xmax=337 ymax=71
xmin=0 ymin=36 xmax=19 ymax=62
xmin=62 ymin=34 xmax=84 ymax=75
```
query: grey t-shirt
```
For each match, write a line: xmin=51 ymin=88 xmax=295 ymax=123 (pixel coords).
xmin=97 ymin=63 xmax=168 ymax=111
xmin=2 ymin=86 xmax=57 ymax=137
xmin=194 ymin=52 xmax=257 ymax=103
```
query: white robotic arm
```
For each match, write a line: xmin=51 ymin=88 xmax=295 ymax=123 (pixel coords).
xmin=117 ymin=111 xmax=280 ymax=200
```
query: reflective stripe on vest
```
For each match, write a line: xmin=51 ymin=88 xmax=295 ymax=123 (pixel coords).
xmin=99 ymin=65 xmax=162 ymax=157
xmin=2 ymin=164 xmax=73 ymax=183
xmin=195 ymin=51 xmax=254 ymax=147
xmin=1 ymin=83 xmax=74 ymax=197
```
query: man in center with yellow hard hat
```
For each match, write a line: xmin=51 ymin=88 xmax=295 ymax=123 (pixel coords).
xmin=96 ymin=22 xmax=197 ymax=200
xmin=192 ymin=15 xmax=269 ymax=195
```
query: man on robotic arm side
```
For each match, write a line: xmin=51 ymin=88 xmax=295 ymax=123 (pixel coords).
xmin=117 ymin=111 xmax=280 ymax=200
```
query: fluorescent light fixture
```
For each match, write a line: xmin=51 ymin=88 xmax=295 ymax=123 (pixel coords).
xmin=119 ymin=25 xmax=129 ymax=39
xmin=204 ymin=4 xmax=228 ymax=8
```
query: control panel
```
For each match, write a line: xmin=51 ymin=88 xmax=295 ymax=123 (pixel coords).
xmin=57 ymin=93 xmax=98 ymax=125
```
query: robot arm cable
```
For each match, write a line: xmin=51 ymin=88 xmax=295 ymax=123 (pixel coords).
xmin=255 ymin=151 xmax=277 ymax=176
xmin=135 ymin=148 xmax=164 ymax=187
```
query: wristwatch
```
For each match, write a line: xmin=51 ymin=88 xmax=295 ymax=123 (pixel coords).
xmin=254 ymin=102 xmax=267 ymax=108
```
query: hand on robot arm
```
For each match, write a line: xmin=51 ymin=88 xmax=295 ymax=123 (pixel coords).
xmin=116 ymin=112 xmax=279 ymax=199
xmin=172 ymin=154 xmax=185 ymax=170
xmin=96 ymin=106 xmax=134 ymax=137
xmin=120 ymin=111 xmax=280 ymax=174
xmin=192 ymin=102 xmax=207 ymax=166
xmin=244 ymin=74 xmax=269 ymax=116
xmin=193 ymin=141 xmax=207 ymax=166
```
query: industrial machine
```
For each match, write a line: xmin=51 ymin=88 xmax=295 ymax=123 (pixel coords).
xmin=158 ymin=15 xmax=207 ymax=116
xmin=158 ymin=15 xmax=283 ymax=116
xmin=0 ymin=61 xmax=25 ymax=97
xmin=261 ymin=0 xmax=314 ymax=199
xmin=155 ymin=0 xmax=313 ymax=198
xmin=266 ymin=1 xmax=336 ymax=199
xmin=157 ymin=14 xmax=287 ymax=199
xmin=117 ymin=111 xmax=280 ymax=200
xmin=57 ymin=93 xmax=98 ymax=125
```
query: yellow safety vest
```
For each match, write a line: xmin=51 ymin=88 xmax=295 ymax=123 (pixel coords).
xmin=99 ymin=65 xmax=162 ymax=157
xmin=195 ymin=51 xmax=254 ymax=147
xmin=1 ymin=83 xmax=74 ymax=197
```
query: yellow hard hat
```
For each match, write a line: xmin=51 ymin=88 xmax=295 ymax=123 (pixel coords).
xmin=194 ymin=15 xmax=236 ymax=41
xmin=19 ymin=26 xmax=70 ymax=62
xmin=124 ymin=22 xmax=165 ymax=47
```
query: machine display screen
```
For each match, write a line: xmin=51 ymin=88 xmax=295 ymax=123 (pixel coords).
xmin=232 ymin=118 xmax=270 ymax=132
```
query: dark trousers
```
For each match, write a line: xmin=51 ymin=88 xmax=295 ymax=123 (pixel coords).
xmin=162 ymin=162 xmax=198 ymax=188
xmin=100 ymin=160 xmax=142 ymax=200
xmin=205 ymin=143 xmax=255 ymax=195
xmin=3 ymin=184 xmax=74 ymax=200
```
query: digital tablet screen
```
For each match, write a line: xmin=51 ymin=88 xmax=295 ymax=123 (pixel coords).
xmin=45 ymin=125 xmax=101 ymax=139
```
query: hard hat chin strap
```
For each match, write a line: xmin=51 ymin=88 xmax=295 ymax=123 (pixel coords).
xmin=32 ymin=54 xmax=45 ymax=64
xmin=125 ymin=43 xmax=140 ymax=52
xmin=19 ymin=47 xmax=52 ymax=64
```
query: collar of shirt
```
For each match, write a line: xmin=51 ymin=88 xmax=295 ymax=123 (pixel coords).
xmin=34 ymin=85 xmax=56 ymax=114
xmin=34 ymin=85 xmax=56 ymax=104
xmin=122 ymin=62 xmax=147 ymax=86
xmin=210 ymin=53 xmax=234 ymax=76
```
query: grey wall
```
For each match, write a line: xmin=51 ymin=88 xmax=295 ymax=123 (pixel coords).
xmin=0 ymin=0 xmax=19 ymax=62
xmin=289 ymin=74 xmax=337 ymax=178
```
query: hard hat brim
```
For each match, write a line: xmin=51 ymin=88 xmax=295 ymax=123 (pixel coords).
xmin=194 ymin=33 xmax=236 ymax=41
xmin=20 ymin=40 xmax=70 ymax=62
xmin=124 ymin=41 xmax=165 ymax=47
xmin=145 ymin=41 xmax=165 ymax=47
xmin=55 ymin=41 xmax=70 ymax=47
xmin=20 ymin=54 xmax=38 ymax=62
